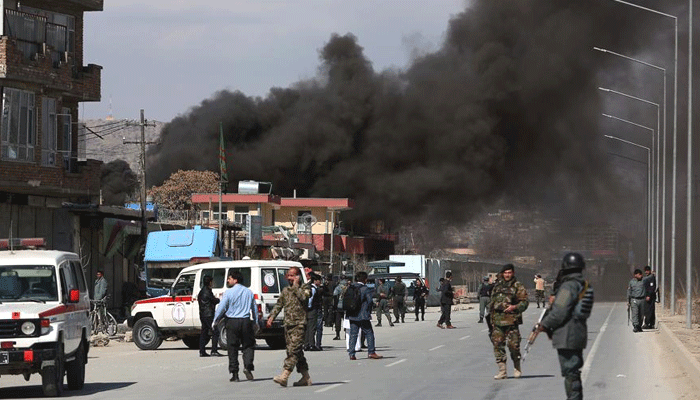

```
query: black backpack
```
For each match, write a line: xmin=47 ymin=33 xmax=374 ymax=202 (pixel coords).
xmin=342 ymin=284 xmax=363 ymax=313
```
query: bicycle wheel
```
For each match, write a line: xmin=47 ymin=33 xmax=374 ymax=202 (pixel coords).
xmin=106 ymin=312 xmax=118 ymax=336
xmin=90 ymin=311 xmax=101 ymax=334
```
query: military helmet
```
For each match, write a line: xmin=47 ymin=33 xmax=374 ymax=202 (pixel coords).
xmin=561 ymin=252 xmax=585 ymax=270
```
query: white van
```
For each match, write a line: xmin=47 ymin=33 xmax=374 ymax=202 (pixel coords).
xmin=127 ymin=259 xmax=308 ymax=350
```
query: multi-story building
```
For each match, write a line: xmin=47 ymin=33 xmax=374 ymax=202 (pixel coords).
xmin=0 ymin=2 xmax=141 ymax=311
xmin=0 ymin=0 xmax=103 ymax=248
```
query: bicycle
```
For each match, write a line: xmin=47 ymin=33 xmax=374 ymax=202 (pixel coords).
xmin=90 ymin=296 xmax=118 ymax=336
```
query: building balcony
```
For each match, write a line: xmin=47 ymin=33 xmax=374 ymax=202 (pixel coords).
xmin=0 ymin=8 xmax=101 ymax=101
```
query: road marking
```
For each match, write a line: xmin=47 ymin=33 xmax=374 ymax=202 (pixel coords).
xmin=581 ymin=303 xmax=616 ymax=385
xmin=315 ymin=380 xmax=350 ymax=393
xmin=429 ymin=345 xmax=445 ymax=351
xmin=386 ymin=358 xmax=406 ymax=367
xmin=459 ymin=335 xmax=471 ymax=340
xmin=193 ymin=362 xmax=227 ymax=371
xmin=481 ymin=329 xmax=489 ymax=332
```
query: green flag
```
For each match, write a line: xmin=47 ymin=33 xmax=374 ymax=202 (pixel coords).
xmin=219 ymin=122 xmax=228 ymax=192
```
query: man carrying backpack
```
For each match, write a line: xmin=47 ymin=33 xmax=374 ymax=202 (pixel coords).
xmin=346 ymin=271 xmax=383 ymax=361
xmin=538 ymin=253 xmax=594 ymax=400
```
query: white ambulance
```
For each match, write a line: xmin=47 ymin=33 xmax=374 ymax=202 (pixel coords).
xmin=0 ymin=240 xmax=91 ymax=397
xmin=128 ymin=259 xmax=308 ymax=350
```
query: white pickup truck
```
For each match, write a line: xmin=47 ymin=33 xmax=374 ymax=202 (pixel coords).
xmin=127 ymin=259 xmax=308 ymax=350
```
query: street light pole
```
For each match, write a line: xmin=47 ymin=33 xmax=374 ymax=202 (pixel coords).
xmin=593 ymin=47 xmax=669 ymax=308
xmin=686 ymin=0 xmax=693 ymax=329
xmin=604 ymin=135 xmax=652 ymax=243
xmin=612 ymin=0 xmax=679 ymax=317
xmin=602 ymin=114 xmax=656 ymax=266
xmin=599 ymin=88 xmax=660 ymax=267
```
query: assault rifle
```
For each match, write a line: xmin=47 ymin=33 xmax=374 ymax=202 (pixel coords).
xmin=522 ymin=305 xmax=549 ymax=363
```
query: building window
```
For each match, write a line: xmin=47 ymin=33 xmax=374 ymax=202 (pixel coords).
xmin=1 ymin=88 xmax=36 ymax=162
xmin=59 ymin=107 xmax=72 ymax=171
xmin=213 ymin=205 xmax=227 ymax=221
xmin=234 ymin=206 xmax=248 ymax=228
xmin=41 ymin=98 xmax=57 ymax=166
xmin=9 ymin=6 xmax=76 ymax=66
xmin=297 ymin=210 xmax=314 ymax=234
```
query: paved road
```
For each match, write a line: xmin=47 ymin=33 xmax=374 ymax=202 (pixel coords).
xmin=0 ymin=302 xmax=682 ymax=399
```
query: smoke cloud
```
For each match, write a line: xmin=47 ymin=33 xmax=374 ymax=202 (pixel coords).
xmin=101 ymin=160 xmax=138 ymax=206
xmin=146 ymin=0 xmax=670 ymax=227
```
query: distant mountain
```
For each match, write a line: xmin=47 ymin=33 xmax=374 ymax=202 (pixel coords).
xmin=81 ymin=119 xmax=165 ymax=173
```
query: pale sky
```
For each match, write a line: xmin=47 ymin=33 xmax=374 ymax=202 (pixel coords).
xmin=81 ymin=0 xmax=467 ymax=122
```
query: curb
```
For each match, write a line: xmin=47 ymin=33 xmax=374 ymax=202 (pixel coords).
xmin=659 ymin=322 xmax=700 ymax=389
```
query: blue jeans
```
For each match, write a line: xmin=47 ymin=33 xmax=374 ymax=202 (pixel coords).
xmin=348 ymin=320 xmax=375 ymax=357
xmin=315 ymin=311 xmax=324 ymax=347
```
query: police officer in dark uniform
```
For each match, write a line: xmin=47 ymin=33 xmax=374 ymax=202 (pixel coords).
xmin=642 ymin=266 xmax=656 ymax=329
xmin=198 ymin=275 xmax=221 ymax=357
xmin=539 ymin=253 xmax=594 ymax=400
xmin=392 ymin=276 xmax=407 ymax=323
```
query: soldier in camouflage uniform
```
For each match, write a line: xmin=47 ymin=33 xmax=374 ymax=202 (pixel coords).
xmin=488 ymin=264 xmax=529 ymax=379
xmin=374 ymin=279 xmax=394 ymax=327
xmin=266 ymin=267 xmax=313 ymax=387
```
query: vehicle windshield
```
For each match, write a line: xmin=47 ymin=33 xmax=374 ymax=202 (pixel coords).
xmin=171 ymin=273 xmax=196 ymax=296
xmin=0 ymin=265 xmax=58 ymax=302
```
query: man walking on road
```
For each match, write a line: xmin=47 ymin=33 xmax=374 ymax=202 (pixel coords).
xmin=332 ymin=275 xmax=349 ymax=340
xmin=534 ymin=274 xmax=546 ymax=308
xmin=305 ymin=274 xmax=323 ymax=351
xmin=478 ymin=276 xmax=492 ymax=323
xmin=198 ymin=275 xmax=221 ymax=357
xmin=347 ymin=271 xmax=383 ymax=360
xmin=628 ymin=269 xmax=645 ymax=333
xmin=213 ymin=271 xmax=258 ymax=382
xmin=392 ymin=276 xmax=407 ymax=323
xmin=437 ymin=272 xmax=455 ymax=329
xmin=413 ymin=278 xmax=429 ymax=321
xmin=539 ymin=253 xmax=594 ymax=400
xmin=488 ymin=264 xmax=528 ymax=379
xmin=642 ymin=266 xmax=656 ymax=329
xmin=267 ymin=267 xmax=313 ymax=387
xmin=374 ymin=278 xmax=394 ymax=327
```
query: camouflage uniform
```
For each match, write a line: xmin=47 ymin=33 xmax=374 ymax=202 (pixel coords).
xmin=374 ymin=283 xmax=393 ymax=325
xmin=269 ymin=282 xmax=312 ymax=372
xmin=488 ymin=276 xmax=528 ymax=363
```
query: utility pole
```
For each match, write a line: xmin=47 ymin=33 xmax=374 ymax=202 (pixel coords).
xmin=124 ymin=110 xmax=158 ymax=243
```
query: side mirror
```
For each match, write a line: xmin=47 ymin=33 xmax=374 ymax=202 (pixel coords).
xmin=68 ymin=289 xmax=80 ymax=303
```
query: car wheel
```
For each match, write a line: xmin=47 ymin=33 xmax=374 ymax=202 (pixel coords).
xmin=41 ymin=343 xmax=64 ymax=397
xmin=217 ymin=323 xmax=228 ymax=348
xmin=406 ymin=304 xmax=416 ymax=313
xmin=66 ymin=340 xmax=86 ymax=390
xmin=265 ymin=337 xmax=286 ymax=350
xmin=181 ymin=335 xmax=200 ymax=349
xmin=133 ymin=317 xmax=163 ymax=350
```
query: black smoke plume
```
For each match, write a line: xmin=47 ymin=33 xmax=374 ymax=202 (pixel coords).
xmin=147 ymin=0 xmax=672 ymax=228
xmin=101 ymin=160 xmax=138 ymax=206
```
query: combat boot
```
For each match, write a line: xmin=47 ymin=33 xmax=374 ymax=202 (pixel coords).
xmin=478 ymin=317 xmax=484 ymax=323
xmin=494 ymin=362 xmax=507 ymax=380
xmin=293 ymin=369 xmax=312 ymax=386
xmin=273 ymin=369 xmax=292 ymax=387
xmin=513 ymin=359 xmax=522 ymax=378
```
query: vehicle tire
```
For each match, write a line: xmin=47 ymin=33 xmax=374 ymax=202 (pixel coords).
xmin=133 ymin=317 xmax=163 ymax=350
xmin=217 ymin=323 xmax=228 ymax=348
xmin=66 ymin=341 xmax=86 ymax=390
xmin=106 ymin=313 xmax=118 ymax=336
xmin=41 ymin=344 xmax=64 ymax=397
xmin=181 ymin=335 xmax=200 ymax=349
xmin=265 ymin=337 xmax=286 ymax=350
xmin=406 ymin=304 xmax=416 ymax=313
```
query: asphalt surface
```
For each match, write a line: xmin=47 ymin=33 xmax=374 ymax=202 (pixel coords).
xmin=0 ymin=302 xmax=681 ymax=399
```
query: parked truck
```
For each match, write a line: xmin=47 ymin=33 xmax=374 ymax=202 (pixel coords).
xmin=143 ymin=226 xmax=225 ymax=297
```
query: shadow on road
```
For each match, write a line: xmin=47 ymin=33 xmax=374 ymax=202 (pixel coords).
xmin=0 ymin=381 xmax=136 ymax=398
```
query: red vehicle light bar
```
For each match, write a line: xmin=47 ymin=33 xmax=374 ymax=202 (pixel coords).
xmin=0 ymin=238 xmax=46 ymax=249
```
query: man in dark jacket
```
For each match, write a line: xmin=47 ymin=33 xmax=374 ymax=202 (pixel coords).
xmin=413 ymin=279 xmax=429 ymax=321
xmin=305 ymin=274 xmax=323 ymax=351
xmin=437 ymin=272 xmax=455 ymax=329
xmin=392 ymin=276 xmax=407 ymax=323
xmin=539 ymin=253 xmax=593 ymax=400
xmin=347 ymin=271 xmax=383 ymax=360
xmin=642 ymin=266 xmax=656 ymax=329
xmin=198 ymin=275 xmax=221 ymax=357
xmin=478 ymin=276 xmax=493 ymax=323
